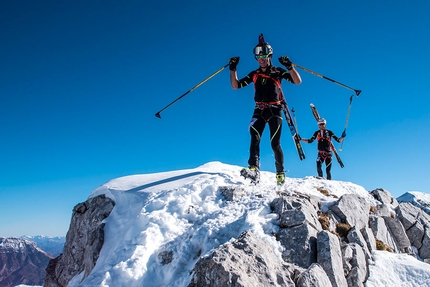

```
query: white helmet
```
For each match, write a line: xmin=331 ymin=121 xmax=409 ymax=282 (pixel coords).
xmin=317 ymin=118 xmax=326 ymax=125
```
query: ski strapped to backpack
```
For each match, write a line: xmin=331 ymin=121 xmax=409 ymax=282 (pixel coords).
xmin=282 ymin=98 xmax=305 ymax=160
xmin=309 ymin=103 xmax=344 ymax=168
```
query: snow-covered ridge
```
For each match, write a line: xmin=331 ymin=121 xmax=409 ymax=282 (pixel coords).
xmin=90 ymin=161 xmax=377 ymax=204
xmin=0 ymin=237 xmax=39 ymax=253
xmin=78 ymin=161 xmax=388 ymax=287
xmin=397 ymin=191 xmax=430 ymax=214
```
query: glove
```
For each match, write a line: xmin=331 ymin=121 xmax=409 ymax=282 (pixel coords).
xmin=341 ymin=130 xmax=347 ymax=138
xmin=229 ymin=57 xmax=240 ymax=71
xmin=296 ymin=134 xmax=302 ymax=141
xmin=278 ymin=56 xmax=293 ymax=70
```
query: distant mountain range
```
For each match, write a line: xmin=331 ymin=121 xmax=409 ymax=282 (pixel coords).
xmin=21 ymin=235 xmax=65 ymax=257
xmin=0 ymin=236 xmax=65 ymax=287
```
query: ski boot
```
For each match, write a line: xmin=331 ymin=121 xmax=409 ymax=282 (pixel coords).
xmin=240 ymin=166 xmax=260 ymax=184
xmin=276 ymin=173 xmax=285 ymax=186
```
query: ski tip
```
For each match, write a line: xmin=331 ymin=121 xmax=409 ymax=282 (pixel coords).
xmin=310 ymin=103 xmax=314 ymax=107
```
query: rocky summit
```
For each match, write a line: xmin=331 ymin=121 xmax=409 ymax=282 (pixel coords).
xmin=41 ymin=162 xmax=430 ymax=286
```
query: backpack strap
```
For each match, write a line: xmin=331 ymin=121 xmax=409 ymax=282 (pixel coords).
xmin=317 ymin=130 xmax=332 ymax=142
xmin=252 ymin=67 xmax=284 ymax=102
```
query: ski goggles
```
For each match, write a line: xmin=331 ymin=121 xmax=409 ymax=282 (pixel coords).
xmin=255 ymin=55 xmax=270 ymax=59
xmin=253 ymin=46 xmax=271 ymax=56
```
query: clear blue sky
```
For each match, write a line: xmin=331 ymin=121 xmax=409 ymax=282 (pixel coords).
xmin=1 ymin=0 xmax=429 ymax=237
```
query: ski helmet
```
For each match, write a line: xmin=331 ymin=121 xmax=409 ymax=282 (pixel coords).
xmin=254 ymin=43 xmax=273 ymax=57
xmin=254 ymin=33 xmax=273 ymax=57
xmin=317 ymin=118 xmax=327 ymax=125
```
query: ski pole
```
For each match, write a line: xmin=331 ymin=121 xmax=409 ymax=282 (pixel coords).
xmin=155 ymin=63 xmax=230 ymax=118
xmin=339 ymin=95 xmax=353 ymax=152
xmin=292 ymin=63 xmax=361 ymax=97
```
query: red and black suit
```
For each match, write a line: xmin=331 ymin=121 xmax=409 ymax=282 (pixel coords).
xmin=236 ymin=65 xmax=296 ymax=173
xmin=307 ymin=129 xmax=341 ymax=180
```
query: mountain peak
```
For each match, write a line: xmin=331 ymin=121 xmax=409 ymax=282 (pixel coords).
xmin=44 ymin=162 xmax=430 ymax=286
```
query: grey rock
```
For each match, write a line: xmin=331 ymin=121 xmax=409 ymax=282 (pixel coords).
xmin=383 ymin=216 xmax=413 ymax=255
xmin=342 ymin=243 xmax=368 ymax=287
xmin=270 ymin=197 xmax=321 ymax=230
xmin=296 ymin=263 xmax=332 ymax=287
xmin=396 ymin=202 xmax=430 ymax=260
xmin=369 ymin=215 xmax=398 ymax=252
xmin=44 ymin=194 xmax=115 ymax=287
xmin=278 ymin=224 xmax=318 ymax=268
xmin=360 ymin=227 xmax=377 ymax=252
xmin=347 ymin=227 xmax=373 ymax=262
xmin=317 ymin=230 xmax=348 ymax=287
xmin=332 ymin=194 xmax=370 ymax=230
xmin=370 ymin=188 xmax=399 ymax=207
xmin=188 ymin=230 xmax=294 ymax=287
xmin=373 ymin=203 xmax=394 ymax=217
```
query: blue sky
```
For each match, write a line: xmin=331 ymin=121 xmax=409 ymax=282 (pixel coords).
xmin=1 ymin=0 xmax=429 ymax=237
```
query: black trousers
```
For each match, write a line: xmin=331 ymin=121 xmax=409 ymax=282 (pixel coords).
xmin=317 ymin=154 xmax=333 ymax=180
xmin=248 ymin=107 xmax=284 ymax=173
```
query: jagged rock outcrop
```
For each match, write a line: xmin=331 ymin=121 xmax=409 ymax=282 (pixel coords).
xmin=396 ymin=201 xmax=430 ymax=260
xmin=188 ymin=189 xmax=424 ymax=287
xmin=44 ymin=194 xmax=115 ymax=287
xmin=0 ymin=237 xmax=53 ymax=287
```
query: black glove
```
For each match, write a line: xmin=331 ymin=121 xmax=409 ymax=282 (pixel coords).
xmin=296 ymin=134 xmax=302 ymax=141
xmin=341 ymin=130 xmax=347 ymax=138
xmin=278 ymin=56 xmax=293 ymax=70
xmin=229 ymin=57 xmax=240 ymax=71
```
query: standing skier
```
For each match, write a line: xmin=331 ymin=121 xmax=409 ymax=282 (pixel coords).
xmin=300 ymin=118 xmax=345 ymax=180
xmin=229 ymin=34 xmax=302 ymax=185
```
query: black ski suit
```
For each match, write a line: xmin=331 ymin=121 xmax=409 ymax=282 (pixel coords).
xmin=236 ymin=65 xmax=296 ymax=173
xmin=306 ymin=129 xmax=341 ymax=180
